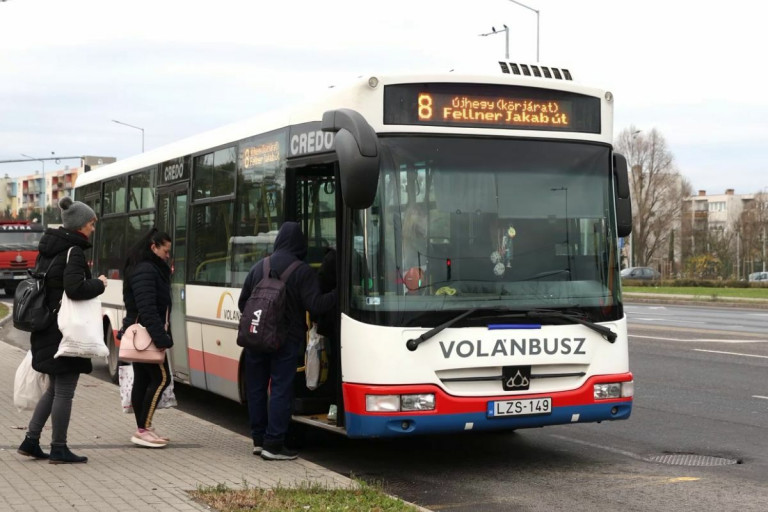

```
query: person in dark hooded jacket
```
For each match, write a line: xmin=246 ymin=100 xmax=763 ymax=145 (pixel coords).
xmin=17 ymin=197 xmax=107 ymax=465
xmin=238 ymin=221 xmax=337 ymax=461
xmin=121 ymin=228 xmax=173 ymax=448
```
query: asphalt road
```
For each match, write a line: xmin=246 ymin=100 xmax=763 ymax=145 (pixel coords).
xmin=3 ymin=300 xmax=768 ymax=511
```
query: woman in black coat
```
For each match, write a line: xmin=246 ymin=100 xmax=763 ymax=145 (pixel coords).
xmin=17 ymin=197 xmax=107 ymax=464
xmin=121 ymin=228 xmax=173 ymax=448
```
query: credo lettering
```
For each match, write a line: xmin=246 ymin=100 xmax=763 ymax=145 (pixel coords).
xmin=438 ymin=337 xmax=587 ymax=359
xmin=290 ymin=131 xmax=334 ymax=156
xmin=164 ymin=162 xmax=184 ymax=181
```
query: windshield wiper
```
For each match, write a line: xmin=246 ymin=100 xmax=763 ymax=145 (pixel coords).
xmin=406 ymin=308 xmax=478 ymax=351
xmin=405 ymin=307 xmax=616 ymax=352
xmin=521 ymin=309 xmax=616 ymax=343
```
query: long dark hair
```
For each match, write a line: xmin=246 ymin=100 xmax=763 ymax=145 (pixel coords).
xmin=123 ymin=228 xmax=172 ymax=292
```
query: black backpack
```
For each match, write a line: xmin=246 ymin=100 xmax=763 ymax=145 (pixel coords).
xmin=13 ymin=256 xmax=58 ymax=332
xmin=237 ymin=257 xmax=302 ymax=352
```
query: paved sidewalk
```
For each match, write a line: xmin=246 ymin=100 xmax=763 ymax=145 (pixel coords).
xmin=0 ymin=340 xmax=353 ymax=511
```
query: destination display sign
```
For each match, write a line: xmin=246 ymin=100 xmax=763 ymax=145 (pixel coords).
xmin=384 ymin=83 xmax=601 ymax=133
xmin=239 ymin=129 xmax=287 ymax=183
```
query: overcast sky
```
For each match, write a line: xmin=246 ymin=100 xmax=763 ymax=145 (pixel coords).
xmin=1 ymin=0 xmax=765 ymax=195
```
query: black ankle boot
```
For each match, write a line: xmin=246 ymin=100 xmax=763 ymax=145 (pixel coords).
xmin=49 ymin=444 xmax=87 ymax=464
xmin=17 ymin=436 xmax=49 ymax=460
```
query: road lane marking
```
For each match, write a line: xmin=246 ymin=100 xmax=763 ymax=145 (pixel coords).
xmin=694 ymin=349 xmax=768 ymax=359
xmin=630 ymin=335 xmax=768 ymax=344
xmin=753 ymin=395 xmax=768 ymax=400
xmin=549 ymin=434 xmax=646 ymax=461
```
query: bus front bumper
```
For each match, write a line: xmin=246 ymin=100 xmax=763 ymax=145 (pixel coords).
xmin=341 ymin=373 xmax=633 ymax=438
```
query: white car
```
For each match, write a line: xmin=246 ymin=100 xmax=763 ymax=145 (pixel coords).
xmin=620 ymin=267 xmax=661 ymax=280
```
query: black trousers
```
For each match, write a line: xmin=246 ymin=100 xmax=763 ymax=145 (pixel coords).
xmin=131 ymin=356 xmax=171 ymax=429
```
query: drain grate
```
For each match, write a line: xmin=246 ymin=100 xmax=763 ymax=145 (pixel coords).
xmin=647 ymin=454 xmax=739 ymax=466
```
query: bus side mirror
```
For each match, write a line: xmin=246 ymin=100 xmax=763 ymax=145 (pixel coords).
xmin=616 ymin=197 xmax=632 ymax=238
xmin=613 ymin=152 xmax=632 ymax=237
xmin=322 ymin=109 xmax=380 ymax=210
xmin=613 ymin=153 xmax=630 ymax=199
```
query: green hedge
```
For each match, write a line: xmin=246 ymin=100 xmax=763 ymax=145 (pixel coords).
xmin=621 ymin=279 xmax=767 ymax=289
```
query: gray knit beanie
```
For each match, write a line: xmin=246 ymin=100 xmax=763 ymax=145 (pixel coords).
xmin=59 ymin=197 xmax=96 ymax=230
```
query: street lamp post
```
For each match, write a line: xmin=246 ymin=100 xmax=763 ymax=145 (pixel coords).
xmin=508 ymin=0 xmax=540 ymax=62
xmin=112 ymin=119 xmax=145 ymax=153
xmin=20 ymin=152 xmax=52 ymax=226
xmin=479 ymin=25 xmax=509 ymax=59
xmin=628 ymin=130 xmax=641 ymax=268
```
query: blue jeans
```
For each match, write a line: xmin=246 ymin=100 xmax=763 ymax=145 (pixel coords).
xmin=244 ymin=339 xmax=299 ymax=449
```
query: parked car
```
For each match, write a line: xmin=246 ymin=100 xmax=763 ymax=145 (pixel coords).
xmin=748 ymin=271 xmax=768 ymax=282
xmin=620 ymin=267 xmax=661 ymax=280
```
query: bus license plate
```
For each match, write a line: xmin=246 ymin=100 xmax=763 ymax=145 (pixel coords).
xmin=488 ymin=398 xmax=552 ymax=418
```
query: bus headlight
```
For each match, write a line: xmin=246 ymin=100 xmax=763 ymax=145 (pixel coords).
xmin=401 ymin=393 xmax=435 ymax=411
xmin=365 ymin=393 xmax=436 ymax=412
xmin=366 ymin=395 xmax=400 ymax=412
xmin=594 ymin=381 xmax=634 ymax=400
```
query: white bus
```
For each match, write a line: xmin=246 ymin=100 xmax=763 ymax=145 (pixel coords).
xmin=76 ymin=61 xmax=634 ymax=438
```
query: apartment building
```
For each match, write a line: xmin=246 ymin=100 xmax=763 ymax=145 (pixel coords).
xmin=1 ymin=155 xmax=115 ymax=221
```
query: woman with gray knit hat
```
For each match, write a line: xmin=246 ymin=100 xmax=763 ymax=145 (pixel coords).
xmin=17 ymin=197 xmax=108 ymax=464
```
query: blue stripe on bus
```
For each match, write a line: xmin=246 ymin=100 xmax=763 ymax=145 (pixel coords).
xmin=487 ymin=324 xmax=542 ymax=330
xmin=343 ymin=401 xmax=632 ymax=439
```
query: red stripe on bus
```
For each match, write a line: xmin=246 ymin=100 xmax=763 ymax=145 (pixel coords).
xmin=188 ymin=348 xmax=239 ymax=383
xmin=342 ymin=373 xmax=633 ymax=415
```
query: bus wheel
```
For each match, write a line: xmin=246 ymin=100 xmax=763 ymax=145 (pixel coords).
xmin=5 ymin=285 xmax=17 ymax=296
xmin=105 ymin=323 xmax=119 ymax=383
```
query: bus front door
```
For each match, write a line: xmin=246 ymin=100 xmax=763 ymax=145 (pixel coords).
xmin=157 ymin=185 xmax=190 ymax=383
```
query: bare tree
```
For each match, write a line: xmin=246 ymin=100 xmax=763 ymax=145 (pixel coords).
xmin=615 ymin=127 xmax=690 ymax=273
xmin=736 ymin=191 xmax=768 ymax=278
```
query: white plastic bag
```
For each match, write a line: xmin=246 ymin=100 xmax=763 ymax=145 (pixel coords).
xmin=55 ymin=293 xmax=106 ymax=358
xmin=55 ymin=249 xmax=108 ymax=359
xmin=119 ymin=365 xmax=134 ymax=414
xmin=118 ymin=362 xmax=177 ymax=414
xmin=305 ymin=324 xmax=326 ymax=390
xmin=14 ymin=351 xmax=49 ymax=412
xmin=159 ymin=356 xmax=177 ymax=409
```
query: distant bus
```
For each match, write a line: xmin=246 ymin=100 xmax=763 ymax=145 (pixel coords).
xmin=0 ymin=221 xmax=44 ymax=296
xmin=75 ymin=61 xmax=634 ymax=438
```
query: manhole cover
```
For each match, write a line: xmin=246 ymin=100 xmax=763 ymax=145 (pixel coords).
xmin=647 ymin=454 xmax=739 ymax=466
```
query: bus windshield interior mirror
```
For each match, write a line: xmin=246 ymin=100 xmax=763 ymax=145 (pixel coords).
xmin=321 ymin=109 xmax=380 ymax=210
xmin=612 ymin=153 xmax=632 ymax=238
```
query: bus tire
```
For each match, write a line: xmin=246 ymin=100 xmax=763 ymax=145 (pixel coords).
xmin=105 ymin=320 xmax=120 ymax=383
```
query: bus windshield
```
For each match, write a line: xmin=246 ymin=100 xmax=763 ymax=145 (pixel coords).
xmin=350 ymin=136 xmax=622 ymax=327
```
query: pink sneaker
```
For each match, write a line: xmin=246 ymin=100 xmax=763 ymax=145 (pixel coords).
xmin=130 ymin=430 xmax=167 ymax=448
xmin=146 ymin=427 xmax=170 ymax=442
